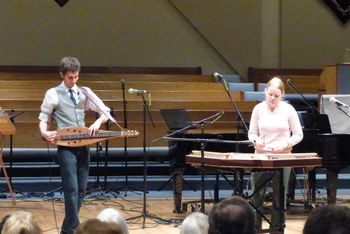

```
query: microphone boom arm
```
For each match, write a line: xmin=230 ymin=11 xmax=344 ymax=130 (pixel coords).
xmin=287 ymin=79 xmax=319 ymax=113
xmin=222 ymin=80 xmax=249 ymax=132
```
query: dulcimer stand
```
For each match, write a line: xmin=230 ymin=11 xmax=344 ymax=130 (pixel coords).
xmin=0 ymin=111 xmax=16 ymax=204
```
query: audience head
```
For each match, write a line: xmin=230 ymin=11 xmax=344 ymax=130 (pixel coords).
xmin=96 ymin=208 xmax=129 ymax=234
xmin=303 ymin=204 xmax=350 ymax=234
xmin=0 ymin=215 xmax=10 ymax=233
xmin=180 ymin=211 xmax=208 ymax=234
xmin=1 ymin=211 xmax=42 ymax=234
xmin=74 ymin=218 xmax=122 ymax=234
xmin=208 ymin=196 xmax=256 ymax=234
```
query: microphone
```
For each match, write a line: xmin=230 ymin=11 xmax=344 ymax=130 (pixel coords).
xmin=330 ymin=97 xmax=349 ymax=108
xmin=121 ymin=79 xmax=125 ymax=90
xmin=213 ymin=72 xmax=223 ymax=82
xmin=128 ymin=88 xmax=147 ymax=94
xmin=148 ymin=93 xmax=151 ymax=107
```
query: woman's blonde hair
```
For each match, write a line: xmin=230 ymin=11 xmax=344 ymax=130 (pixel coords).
xmin=1 ymin=211 xmax=42 ymax=234
xmin=266 ymin=77 xmax=285 ymax=93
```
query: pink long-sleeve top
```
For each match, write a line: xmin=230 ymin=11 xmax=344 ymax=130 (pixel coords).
xmin=248 ymin=101 xmax=303 ymax=153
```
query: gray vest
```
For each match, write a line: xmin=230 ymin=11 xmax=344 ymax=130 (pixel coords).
xmin=53 ymin=84 xmax=86 ymax=130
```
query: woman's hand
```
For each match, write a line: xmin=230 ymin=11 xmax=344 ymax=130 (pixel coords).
xmin=269 ymin=141 xmax=290 ymax=153
xmin=254 ymin=139 xmax=266 ymax=151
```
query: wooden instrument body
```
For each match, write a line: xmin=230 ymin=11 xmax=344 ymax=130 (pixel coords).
xmin=53 ymin=127 xmax=139 ymax=147
xmin=0 ymin=110 xmax=16 ymax=135
xmin=186 ymin=151 xmax=322 ymax=168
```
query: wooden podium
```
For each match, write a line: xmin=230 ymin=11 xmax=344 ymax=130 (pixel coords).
xmin=320 ymin=64 xmax=350 ymax=94
xmin=0 ymin=110 xmax=16 ymax=204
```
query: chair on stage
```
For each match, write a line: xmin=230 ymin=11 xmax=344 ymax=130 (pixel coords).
xmin=257 ymin=82 xmax=267 ymax=91
xmin=0 ymin=110 xmax=16 ymax=204
xmin=215 ymin=74 xmax=240 ymax=83
xmin=240 ymin=91 xmax=265 ymax=101
xmin=228 ymin=82 xmax=255 ymax=92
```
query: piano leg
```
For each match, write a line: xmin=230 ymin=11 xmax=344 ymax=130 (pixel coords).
xmin=327 ymin=169 xmax=340 ymax=204
xmin=288 ymin=169 xmax=296 ymax=201
xmin=173 ymin=167 xmax=184 ymax=213
xmin=308 ymin=168 xmax=316 ymax=202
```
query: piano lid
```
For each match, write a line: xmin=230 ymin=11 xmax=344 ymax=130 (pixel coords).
xmin=298 ymin=112 xmax=331 ymax=134
xmin=320 ymin=95 xmax=350 ymax=134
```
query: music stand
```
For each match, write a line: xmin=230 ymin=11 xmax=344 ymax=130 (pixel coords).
xmin=160 ymin=109 xmax=193 ymax=131
xmin=154 ymin=111 xmax=240 ymax=213
xmin=0 ymin=111 xmax=16 ymax=204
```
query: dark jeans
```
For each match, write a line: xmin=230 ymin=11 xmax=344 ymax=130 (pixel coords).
xmin=57 ymin=146 xmax=90 ymax=234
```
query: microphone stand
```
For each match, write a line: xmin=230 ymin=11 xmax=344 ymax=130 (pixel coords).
xmin=287 ymin=79 xmax=319 ymax=113
xmin=85 ymin=114 xmax=109 ymax=198
xmin=221 ymin=80 xmax=249 ymax=195
xmin=127 ymin=92 xmax=168 ymax=228
xmin=286 ymin=80 xmax=322 ymax=211
xmin=102 ymin=115 xmax=120 ymax=197
xmin=222 ymin=80 xmax=249 ymax=132
xmin=334 ymin=105 xmax=350 ymax=118
xmin=115 ymin=80 xmax=140 ymax=195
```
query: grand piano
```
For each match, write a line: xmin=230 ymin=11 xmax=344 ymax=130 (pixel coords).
xmin=293 ymin=112 xmax=350 ymax=204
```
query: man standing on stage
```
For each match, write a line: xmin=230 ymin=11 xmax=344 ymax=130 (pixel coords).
xmin=39 ymin=56 xmax=112 ymax=234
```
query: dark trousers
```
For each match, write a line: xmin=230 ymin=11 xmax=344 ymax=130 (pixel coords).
xmin=57 ymin=146 xmax=90 ymax=234
xmin=251 ymin=168 xmax=291 ymax=229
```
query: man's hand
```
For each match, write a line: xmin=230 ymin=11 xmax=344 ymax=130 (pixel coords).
xmin=88 ymin=119 xmax=102 ymax=136
xmin=41 ymin=130 xmax=57 ymax=142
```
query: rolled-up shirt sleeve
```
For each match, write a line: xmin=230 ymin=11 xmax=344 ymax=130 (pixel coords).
xmin=38 ymin=88 xmax=58 ymax=123
xmin=83 ymin=87 xmax=111 ymax=116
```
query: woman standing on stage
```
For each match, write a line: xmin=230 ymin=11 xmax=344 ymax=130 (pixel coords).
xmin=248 ymin=77 xmax=303 ymax=230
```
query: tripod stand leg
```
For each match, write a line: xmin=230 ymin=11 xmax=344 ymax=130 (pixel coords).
xmin=156 ymin=175 xmax=173 ymax=191
xmin=0 ymin=145 xmax=15 ymax=205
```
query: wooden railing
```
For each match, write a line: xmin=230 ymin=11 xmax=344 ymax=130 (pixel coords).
xmin=247 ymin=67 xmax=325 ymax=94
